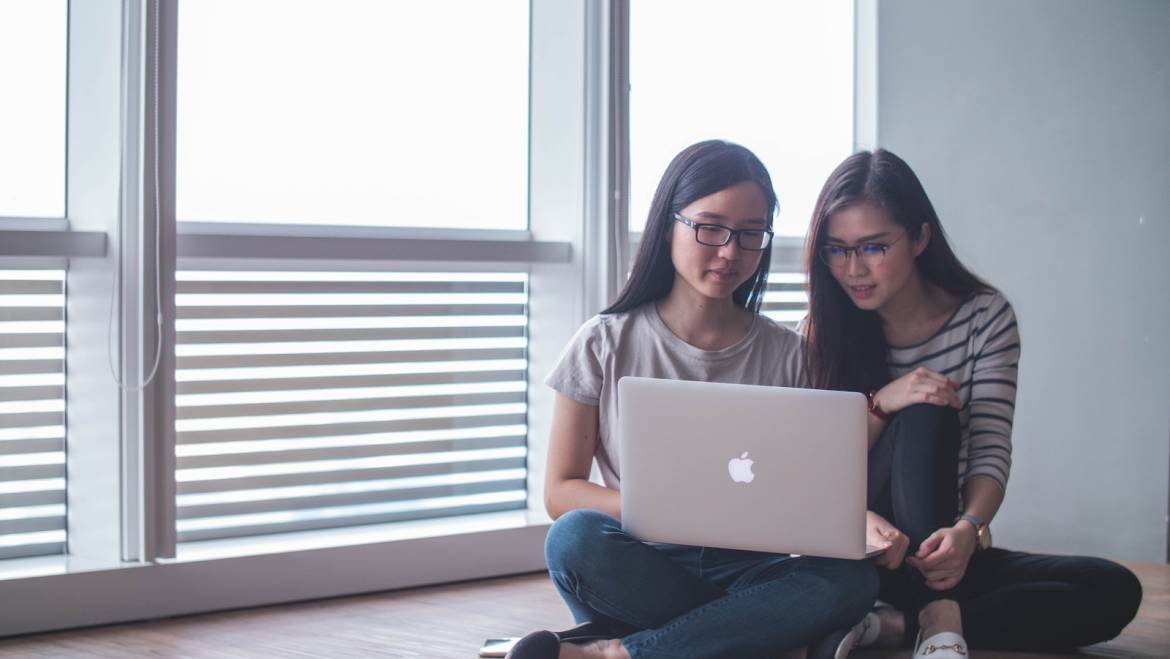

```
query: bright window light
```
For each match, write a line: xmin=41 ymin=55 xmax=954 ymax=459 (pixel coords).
xmin=630 ymin=0 xmax=853 ymax=236
xmin=0 ymin=0 xmax=66 ymax=218
xmin=176 ymin=0 xmax=529 ymax=230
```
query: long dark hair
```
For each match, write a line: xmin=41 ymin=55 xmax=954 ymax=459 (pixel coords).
xmin=603 ymin=140 xmax=778 ymax=315
xmin=804 ymin=149 xmax=992 ymax=392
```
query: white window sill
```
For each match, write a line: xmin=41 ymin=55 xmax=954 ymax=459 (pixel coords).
xmin=0 ymin=554 xmax=137 ymax=581
xmin=0 ymin=508 xmax=553 ymax=637
xmin=173 ymin=508 xmax=552 ymax=562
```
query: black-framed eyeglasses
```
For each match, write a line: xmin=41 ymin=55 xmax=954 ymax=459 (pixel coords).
xmin=672 ymin=213 xmax=773 ymax=251
xmin=819 ymin=232 xmax=908 ymax=268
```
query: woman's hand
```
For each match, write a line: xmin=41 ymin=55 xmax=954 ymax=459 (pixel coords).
xmin=873 ymin=367 xmax=960 ymax=415
xmin=906 ymin=523 xmax=978 ymax=590
xmin=866 ymin=510 xmax=909 ymax=570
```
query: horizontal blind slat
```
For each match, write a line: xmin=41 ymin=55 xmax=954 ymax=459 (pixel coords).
xmin=177 ymin=280 xmax=525 ymax=295
xmin=0 ymin=515 xmax=66 ymax=536
xmin=765 ymin=273 xmax=808 ymax=328
xmin=0 ymin=280 xmax=63 ymax=295
xmin=0 ymin=333 xmax=63 ymax=349
xmin=0 ymin=385 xmax=63 ymax=402
xmin=176 ymin=497 xmax=525 ymax=543
xmin=0 ymin=271 xmax=67 ymax=559
xmin=177 ymin=433 xmax=525 ymax=469
xmin=176 ymin=455 xmax=526 ymax=494
xmin=0 ymin=464 xmax=65 ymax=481
xmin=176 ymin=369 xmax=525 ymax=395
xmin=176 ymin=390 xmax=525 ymax=421
xmin=0 ymin=308 xmax=62 ymax=322
xmin=0 ymin=490 xmax=66 ymax=508
xmin=0 ymin=360 xmax=63 ymax=376
xmin=0 ymin=412 xmax=63 ymax=429
xmin=178 ymin=477 xmax=525 ymax=520
xmin=177 ymin=412 xmax=528 ymax=444
xmin=173 ymin=269 xmax=529 ymax=544
xmin=176 ymin=347 xmax=524 ymax=370
xmin=177 ymin=325 xmax=524 ymax=345
xmin=177 ymin=360 xmax=525 ymax=384
xmin=177 ymin=303 xmax=526 ymax=319
xmin=0 ymin=437 xmax=63 ymax=455
xmin=0 ymin=541 xmax=66 ymax=561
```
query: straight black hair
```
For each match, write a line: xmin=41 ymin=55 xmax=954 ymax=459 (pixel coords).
xmin=803 ymin=149 xmax=993 ymax=393
xmin=603 ymin=140 xmax=778 ymax=315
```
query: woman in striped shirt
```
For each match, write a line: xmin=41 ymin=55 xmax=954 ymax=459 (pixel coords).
xmin=803 ymin=149 xmax=1142 ymax=659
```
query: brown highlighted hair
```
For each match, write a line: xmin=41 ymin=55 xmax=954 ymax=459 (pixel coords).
xmin=803 ymin=149 xmax=992 ymax=392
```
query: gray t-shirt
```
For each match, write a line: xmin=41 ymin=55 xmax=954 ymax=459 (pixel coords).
xmin=545 ymin=303 xmax=804 ymax=489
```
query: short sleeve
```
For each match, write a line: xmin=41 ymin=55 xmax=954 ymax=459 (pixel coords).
xmin=544 ymin=316 xmax=606 ymax=406
xmin=771 ymin=322 xmax=808 ymax=389
xmin=789 ymin=317 xmax=811 ymax=388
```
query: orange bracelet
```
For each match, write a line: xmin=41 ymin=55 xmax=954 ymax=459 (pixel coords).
xmin=866 ymin=390 xmax=888 ymax=420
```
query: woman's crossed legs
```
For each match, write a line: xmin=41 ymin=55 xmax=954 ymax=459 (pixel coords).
xmin=544 ymin=509 xmax=878 ymax=659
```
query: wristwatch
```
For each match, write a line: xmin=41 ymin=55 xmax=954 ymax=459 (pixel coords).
xmin=956 ymin=513 xmax=990 ymax=549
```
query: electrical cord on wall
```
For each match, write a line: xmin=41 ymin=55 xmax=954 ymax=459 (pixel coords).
xmin=108 ymin=0 xmax=163 ymax=392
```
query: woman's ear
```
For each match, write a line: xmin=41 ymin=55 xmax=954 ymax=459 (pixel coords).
xmin=913 ymin=222 xmax=931 ymax=257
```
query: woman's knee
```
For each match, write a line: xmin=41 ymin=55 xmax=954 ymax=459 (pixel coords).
xmin=818 ymin=559 xmax=881 ymax=627
xmin=843 ymin=559 xmax=881 ymax=615
xmin=1089 ymin=559 xmax=1143 ymax=638
xmin=896 ymin=403 xmax=960 ymax=431
xmin=892 ymin=403 xmax=961 ymax=450
xmin=544 ymin=509 xmax=619 ymax=572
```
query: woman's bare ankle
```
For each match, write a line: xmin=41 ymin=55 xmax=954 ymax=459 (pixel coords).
xmin=875 ymin=606 xmax=905 ymax=647
xmin=559 ymin=638 xmax=629 ymax=659
xmin=918 ymin=599 xmax=963 ymax=640
xmin=603 ymin=639 xmax=631 ymax=659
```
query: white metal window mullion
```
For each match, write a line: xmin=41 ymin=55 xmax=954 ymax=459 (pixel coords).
xmin=53 ymin=0 xmax=134 ymax=568
xmin=111 ymin=0 xmax=179 ymax=563
xmin=138 ymin=0 xmax=179 ymax=561
xmin=581 ymin=0 xmax=629 ymax=317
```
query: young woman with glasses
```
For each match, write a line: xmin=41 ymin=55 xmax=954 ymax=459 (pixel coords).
xmin=803 ymin=149 xmax=1142 ymax=659
xmin=506 ymin=140 xmax=881 ymax=659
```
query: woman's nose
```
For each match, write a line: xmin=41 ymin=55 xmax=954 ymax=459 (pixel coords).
xmin=845 ymin=252 xmax=868 ymax=276
xmin=718 ymin=238 xmax=742 ymax=259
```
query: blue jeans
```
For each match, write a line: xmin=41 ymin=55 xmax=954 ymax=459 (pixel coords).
xmin=544 ymin=509 xmax=879 ymax=659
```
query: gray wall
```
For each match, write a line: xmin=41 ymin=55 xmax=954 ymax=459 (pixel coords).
xmin=875 ymin=0 xmax=1170 ymax=562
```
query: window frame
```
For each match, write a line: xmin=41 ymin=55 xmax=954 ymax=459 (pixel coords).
xmin=0 ymin=0 xmax=582 ymax=635
xmin=0 ymin=0 xmax=860 ymax=637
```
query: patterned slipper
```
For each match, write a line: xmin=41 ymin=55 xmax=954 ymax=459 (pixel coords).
xmin=808 ymin=610 xmax=880 ymax=659
xmin=914 ymin=630 xmax=968 ymax=657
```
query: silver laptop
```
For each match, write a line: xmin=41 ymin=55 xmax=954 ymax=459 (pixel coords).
xmin=618 ymin=376 xmax=881 ymax=560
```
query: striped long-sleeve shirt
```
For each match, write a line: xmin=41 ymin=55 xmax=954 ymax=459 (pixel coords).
xmin=887 ymin=289 xmax=1020 ymax=493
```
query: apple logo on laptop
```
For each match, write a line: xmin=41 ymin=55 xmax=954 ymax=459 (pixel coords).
xmin=728 ymin=452 xmax=755 ymax=483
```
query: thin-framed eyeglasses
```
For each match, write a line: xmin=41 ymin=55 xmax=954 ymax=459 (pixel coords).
xmin=672 ymin=213 xmax=773 ymax=251
xmin=820 ymin=232 xmax=908 ymax=269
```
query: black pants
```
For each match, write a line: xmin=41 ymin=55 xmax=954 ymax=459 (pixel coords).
xmin=868 ymin=404 xmax=1143 ymax=650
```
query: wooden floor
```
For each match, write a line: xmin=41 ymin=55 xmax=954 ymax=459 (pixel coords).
xmin=0 ymin=561 xmax=1165 ymax=658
